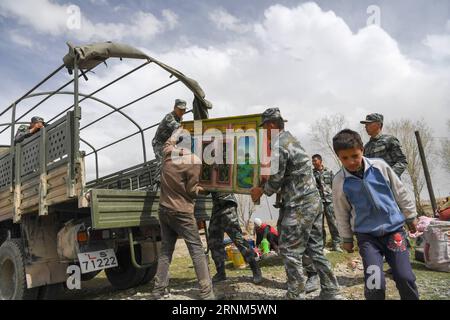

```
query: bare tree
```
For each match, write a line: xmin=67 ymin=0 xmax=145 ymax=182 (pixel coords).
xmin=235 ymin=194 xmax=256 ymax=233
xmin=440 ymin=119 xmax=450 ymax=174
xmin=384 ymin=119 xmax=435 ymax=214
xmin=309 ymin=114 xmax=348 ymax=167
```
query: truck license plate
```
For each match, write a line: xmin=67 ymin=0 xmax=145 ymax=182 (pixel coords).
xmin=77 ymin=249 xmax=118 ymax=274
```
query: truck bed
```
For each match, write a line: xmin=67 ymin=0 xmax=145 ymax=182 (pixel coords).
xmin=86 ymin=161 xmax=212 ymax=226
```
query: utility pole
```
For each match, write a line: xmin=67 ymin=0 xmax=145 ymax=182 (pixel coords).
xmin=415 ymin=130 xmax=438 ymax=216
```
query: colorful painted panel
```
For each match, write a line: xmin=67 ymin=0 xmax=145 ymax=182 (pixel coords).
xmin=236 ymin=136 xmax=257 ymax=190
xmin=182 ymin=114 xmax=263 ymax=194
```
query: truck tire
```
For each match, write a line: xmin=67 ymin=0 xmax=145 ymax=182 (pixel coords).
xmin=105 ymin=245 xmax=146 ymax=290
xmin=0 ymin=239 xmax=39 ymax=300
xmin=140 ymin=262 xmax=158 ymax=285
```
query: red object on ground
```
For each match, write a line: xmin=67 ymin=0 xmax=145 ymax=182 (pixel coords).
xmin=439 ymin=207 xmax=450 ymax=221
xmin=253 ymin=247 xmax=261 ymax=257
xmin=259 ymin=223 xmax=279 ymax=237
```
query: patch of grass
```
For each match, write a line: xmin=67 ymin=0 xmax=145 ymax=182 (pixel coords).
xmin=325 ymin=250 xmax=359 ymax=268
xmin=407 ymin=250 xmax=450 ymax=300
xmin=156 ymin=243 xmax=450 ymax=300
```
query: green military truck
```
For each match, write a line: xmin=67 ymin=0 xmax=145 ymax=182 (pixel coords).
xmin=0 ymin=42 xmax=212 ymax=300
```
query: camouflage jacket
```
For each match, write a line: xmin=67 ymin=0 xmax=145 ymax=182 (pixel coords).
xmin=313 ymin=167 xmax=334 ymax=203
xmin=364 ymin=133 xmax=407 ymax=178
xmin=14 ymin=125 xmax=33 ymax=144
xmin=211 ymin=192 xmax=238 ymax=214
xmin=263 ymin=130 xmax=321 ymax=225
xmin=152 ymin=111 xmax=181 ymax=161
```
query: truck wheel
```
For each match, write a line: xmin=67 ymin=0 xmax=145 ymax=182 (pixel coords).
xmin=140 ymin=262 xmax=158 ymax=285
xmin=105 ymin=245 xmax=146 ymax=290
xmin=0 ymin=239 xmax=39 ymax=300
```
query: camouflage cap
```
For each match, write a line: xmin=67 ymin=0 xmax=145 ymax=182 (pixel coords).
xmin=31 ymin=116 xmax=45 ymax=123
xmin=259 ymin=107 xmax=287 ymax=127
xmin=360 ymin=113 xmax=384 ymax=124
xmin=174 ymin=99 xmax=187 ymax=110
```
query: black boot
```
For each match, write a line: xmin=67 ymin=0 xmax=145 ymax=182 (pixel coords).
xmin=212 ymin=265 xmax=227 ymax=283
xmin=249 ymin=260 xmax=263 ymax=284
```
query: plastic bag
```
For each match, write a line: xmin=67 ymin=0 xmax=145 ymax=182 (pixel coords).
xmin=423 ymin=220 xmax=450 ymax=272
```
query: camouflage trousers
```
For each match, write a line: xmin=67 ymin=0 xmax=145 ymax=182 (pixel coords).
xmin=151 ymin=145 xmax=163 ymax=189
xmin=322 ymin=202 xmax=342 ymax=247
xmin=302 ymin=202 xmax=342 ymax=276
xmin=279 ymin=203 xmax=339 ymax=298
xmin=208 ymin=205 xmax=256 ymax=272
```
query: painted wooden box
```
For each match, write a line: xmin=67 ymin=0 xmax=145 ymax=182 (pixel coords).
xmin=182 ymin=114 xmax=268 ymax=194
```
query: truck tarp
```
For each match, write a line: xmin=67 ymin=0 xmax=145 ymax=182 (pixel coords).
xmin=63 ymin=41 xmax=211 ymax=119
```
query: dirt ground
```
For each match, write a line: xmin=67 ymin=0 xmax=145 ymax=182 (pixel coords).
xmin=59 ymin=233 xmax=449 ymax=300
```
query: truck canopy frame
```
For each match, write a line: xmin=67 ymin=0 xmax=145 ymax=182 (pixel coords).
xmin=0 ymin=41 xmax=212 ymax=185
xmin=0 ymin=42 xmax=214 ymax=224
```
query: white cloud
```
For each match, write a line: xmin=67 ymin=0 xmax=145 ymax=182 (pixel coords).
xmin=0 ymin=0 xmax=177 ymax=42
xmin=162 ymin=9 xmax=179 ymax=30
xmin=0 ymin=0 xmax=68 ymax=36
xmin=89 ymin=0 xmax=109 ymax=5
xmin=209 ymin=8 xmax=251 ymax=33
xmin=77 ymin=11 xmax=165 ymax=42
xmin=423 ymin=34 xmax=450 ymax=60
xmin=9 ymin=30 xmax=34 ymax=48
xmin=1 ymin=2 xmax=448 ymax=193
xmin=75 ymin=5 xmax=448 ymax=176
xmin=423 ymin=20 xmax=450 ymax=60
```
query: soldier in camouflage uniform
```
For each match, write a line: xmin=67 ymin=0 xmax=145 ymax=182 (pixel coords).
xmin=301 ymin=155 xmax=343 ymax=294
xmin=361 ymin=113 xmax=407 ymax=178
xmin=361 ymin=113 xmax=409 ymax=276
xmin=251 ymin=108 xmax=341 ymax=300
xmin=312 ymin=154 xmax=342 ymax=252
xmin=151 ymin=99 xmax=187 ymax=186
xmin=207 ymin=192 xmax=262 ymax=284
xmin=14 ymin=116 xmax=46 ymax=144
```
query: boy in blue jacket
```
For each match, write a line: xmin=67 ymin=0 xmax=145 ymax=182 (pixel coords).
xmin=332 ymin=129 xmax=419 ymax=300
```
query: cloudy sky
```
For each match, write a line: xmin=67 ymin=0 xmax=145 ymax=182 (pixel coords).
xmin=0 ymin=0 xmax=449 ymax=217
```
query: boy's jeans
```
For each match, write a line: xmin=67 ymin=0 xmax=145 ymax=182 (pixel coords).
xmin=356 ymin=229 xmax=419 ymax=300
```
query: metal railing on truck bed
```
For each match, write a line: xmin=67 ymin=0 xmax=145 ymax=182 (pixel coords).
xmin=86 ymin=160 xmax=212 ymax=228
xmin=0 ymin=111 xmax=83 ymax=223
